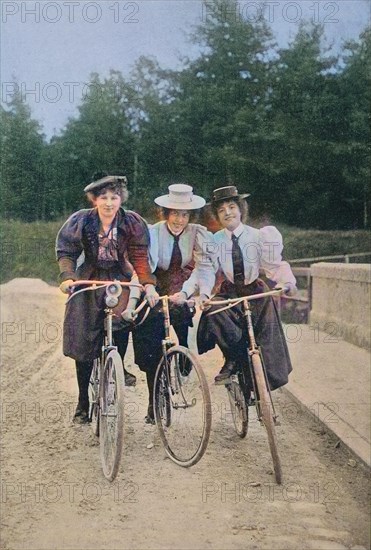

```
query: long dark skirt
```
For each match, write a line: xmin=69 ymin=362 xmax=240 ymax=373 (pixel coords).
xmin=63 ymin=265 xmax=133 ymax=362
xmin=197 ymin=279 xmax=292 ymax=390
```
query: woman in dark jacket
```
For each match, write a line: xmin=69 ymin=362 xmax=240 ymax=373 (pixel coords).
xmin=56 ymin=174 xmax=158 ymax=423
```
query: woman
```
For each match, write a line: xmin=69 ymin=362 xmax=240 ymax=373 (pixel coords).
xmin=197 ymin=185 xmax=297 ymax=391
xmin=56 ymin=173 xmax=158 ymax=424
xmin=125 ymin=183 xmax=214 ymax=423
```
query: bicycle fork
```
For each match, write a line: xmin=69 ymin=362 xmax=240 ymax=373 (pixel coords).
xmin=242 ymin=299 xmax=280 ymax=425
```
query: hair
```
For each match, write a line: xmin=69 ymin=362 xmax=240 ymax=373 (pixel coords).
xmin=86 ymin=181 xmax=129 ymax=205
xmin=160 ymin=207 xmax=199 ymax=223
xmin=211 ymin=197 xmax=248 ymax=223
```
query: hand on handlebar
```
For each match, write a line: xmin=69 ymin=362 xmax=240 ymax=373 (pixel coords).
xmin=145 ymin=284 xmax=160 ymax=308
xmin=169 ymin=291 xmax=188 ymax=305
xmin=199 ymin=294 xmax=211 ymax=311
xmin=274 ymin=284 xmax=297 ymax=297
xmin=59 ymin=279 xmax=75 ymax=294
xmin=121 ymin=308 xmax=138 ymax=323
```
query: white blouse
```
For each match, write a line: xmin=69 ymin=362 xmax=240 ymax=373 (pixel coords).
xmin=205 ymin=223 xmax=296 ymax=294
xmin=149 ymin=221 xmax=215 ymax=297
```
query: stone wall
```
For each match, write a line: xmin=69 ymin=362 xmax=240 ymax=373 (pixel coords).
xmin=310 ymin=263 xmax=371 ymax=350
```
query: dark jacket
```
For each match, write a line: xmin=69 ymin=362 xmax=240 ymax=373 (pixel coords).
xmin=55 ymin=207 xmax=156 ymax=286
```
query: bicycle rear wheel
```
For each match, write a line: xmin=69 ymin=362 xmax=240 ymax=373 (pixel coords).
xmin=99 ymin=350 xmax=125 ymax=481
xmin=252 ymin=353 xmax=282 ymax=484
xmin=154 ymin=346 xmax=211 ymax=467
xmin=88 ymin=358 xmax=100 ymax=436
xmin=226 ymin=380 xmax=248 ymax=438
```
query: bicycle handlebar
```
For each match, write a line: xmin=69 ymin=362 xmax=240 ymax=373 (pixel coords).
xmin=201 ymin=287 xmax=289 ymax=315
xmin=70 ymin=280 xmax=143 ymax=289
xmin=65 ymin=280 xmax=144 ymax=303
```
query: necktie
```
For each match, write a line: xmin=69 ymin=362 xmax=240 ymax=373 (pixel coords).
xmin=169 ymin=234 xmax=182 ymax=270
xmin=232 ymin=234 xmax=245 ymax=286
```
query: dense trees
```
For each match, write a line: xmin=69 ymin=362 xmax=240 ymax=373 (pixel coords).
xmin=1 ymin=0 xmax=369 ymax=228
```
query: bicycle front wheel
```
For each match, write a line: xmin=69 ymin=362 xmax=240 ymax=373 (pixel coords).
xmin=154 ymin=346 xmax=211 ymax=467
xmin=88 ymin=358 xmax=100 ymax=437
xmin=226 ymin=380 xmax=248 ymax=438
xmin=99 ymin=350 xmax=125 ymax=481
xmin=252 ymin=353 xmax=282 ymax=484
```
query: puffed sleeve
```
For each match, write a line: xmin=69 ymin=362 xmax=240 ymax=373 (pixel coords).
xmin=148 ymin=224 xmax=159 ymax=273
xmin=125 ymin=211 xmax=156 ymax=286
xmin=259 ymin=226 xmax=296 ymax=290
xmin=182 ymin=225 xmax=217 ymax=298
xmin=55 ymin=210 xmax=85 ymax=283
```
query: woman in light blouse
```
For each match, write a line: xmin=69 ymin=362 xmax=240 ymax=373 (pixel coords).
xmin=125 ymin=184 xmax=214 ymax=423
xmin=197 ymin=185 xmax=297 ymax=392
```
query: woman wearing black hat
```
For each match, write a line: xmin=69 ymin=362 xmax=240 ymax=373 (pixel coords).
xmin=56 ymin=174 xmax=159 ymax=423
xmin=197 ymin=185 xmax=297 ymax=392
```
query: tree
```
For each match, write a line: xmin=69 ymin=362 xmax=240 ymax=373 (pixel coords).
xmin=1 ymin=92 xmax=46 ymax=221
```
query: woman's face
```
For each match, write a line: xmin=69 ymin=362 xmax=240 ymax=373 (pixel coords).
xmin=167 ymin=210 xmax=190 ymax=234
xmin=93 ymin=189 xmax=122 ymax=219
xmin=216 ymin=200 xmax=242 ymax=231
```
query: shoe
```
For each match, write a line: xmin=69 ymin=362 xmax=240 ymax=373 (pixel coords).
xmin=179 ymin=357 xmax=192 ymax=377
xmin=124 ymin=368 xmax=136 ymax=387
xmin=73 ymin=406 xmax=90 ymax=424
xmin=214 ymin=360 xmax=237 ymax=384
xmin=144 ymin=404 xmax=155 ymax=425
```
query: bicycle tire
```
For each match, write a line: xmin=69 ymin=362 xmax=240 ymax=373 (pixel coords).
xmin=99 ymin=350 xmax=125 ymax=481
xmin=226 ymin=380 xmax=248 ymax=438
xmin=252 ymin=353 xmax=283 ymax=484
xmin=154 ymin=345 xmax=211 ymax=467
xmin=88 ymin=358 xmax=100 ymax=437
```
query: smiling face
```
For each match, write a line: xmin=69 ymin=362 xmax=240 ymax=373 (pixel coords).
xmin=216 ymin=200 xmax=242 ymax=231
xmin=93 ymin=189 xmax=122 ymax=221
xmin=167 ymin=209 xmax=190 ymax=234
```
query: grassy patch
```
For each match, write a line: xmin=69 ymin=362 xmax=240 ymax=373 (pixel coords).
xmin=0 ymin=218 xmax=370 ymax=284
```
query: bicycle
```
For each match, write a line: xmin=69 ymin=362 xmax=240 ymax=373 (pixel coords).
xmin=133 ymin=294 xmax=212 ymax=467
xmin=67 ymin=279 xmax=143 ymax=481
xmin=202 ymin=287 xmax=288 ymax=484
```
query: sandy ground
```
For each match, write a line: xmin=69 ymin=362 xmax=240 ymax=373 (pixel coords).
xmin=0 ymin=279 xmax=369 ymax=550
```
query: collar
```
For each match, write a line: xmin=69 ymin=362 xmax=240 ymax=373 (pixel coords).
xmin=166 ymin=223 xmax=185 ymax=238
xmin=225 ymin=222 xmax=244 ymax=240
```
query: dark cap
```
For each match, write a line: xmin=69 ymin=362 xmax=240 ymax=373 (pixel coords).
xmin=84 ymin=175 xmax=128 ymax=194
xmin=211 ymin=186 xmax=250 ymax=203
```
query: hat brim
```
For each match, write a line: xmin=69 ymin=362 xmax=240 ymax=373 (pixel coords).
xmin=154 ymin=195 xmax=206 ymax=210
xmin=206 ymin=193 xmax=250 ymax=206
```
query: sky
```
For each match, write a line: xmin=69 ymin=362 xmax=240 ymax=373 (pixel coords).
xmin=1 ymin=0 xmax=370 ymax=138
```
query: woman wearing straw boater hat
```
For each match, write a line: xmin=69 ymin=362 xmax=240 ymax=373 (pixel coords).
xmin=124 ymin=183 xmax=214 ymax=423
xmin=196 ymin=185 xmax=297 ymax=393
xmin=56 ymin=173 xmax=159 ymax=424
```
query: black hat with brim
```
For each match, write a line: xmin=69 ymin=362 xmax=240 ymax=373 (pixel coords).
xmin=84 ymin=175 xmax=128 ymax=193
xmin=210 ymin=186 xmax=250 ymax=204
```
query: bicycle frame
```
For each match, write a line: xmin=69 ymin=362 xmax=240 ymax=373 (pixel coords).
xmin=204 ymin=287 xmax=287 ymax=421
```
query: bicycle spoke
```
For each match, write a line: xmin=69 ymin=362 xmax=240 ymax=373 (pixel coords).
xmin=154 ymin=346 xmax=211 ymax=467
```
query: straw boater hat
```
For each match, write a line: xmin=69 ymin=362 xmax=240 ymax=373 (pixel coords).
xmin=211 ymin=186 xmax=250 ymax=204
xmin=154 ymin=184 xmax=206 ymax=210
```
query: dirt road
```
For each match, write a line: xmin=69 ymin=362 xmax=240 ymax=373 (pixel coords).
xmin=1 ymin=279 xmax=369 ymax=550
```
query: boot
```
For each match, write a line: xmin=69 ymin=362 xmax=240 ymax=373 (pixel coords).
xmin=73 ymin=361 xmax=93 ymax=424
xmin=145 ymin=370 xmax=155 ymax=424
xmin=214 ymin=356 xmax=237 ymax=384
